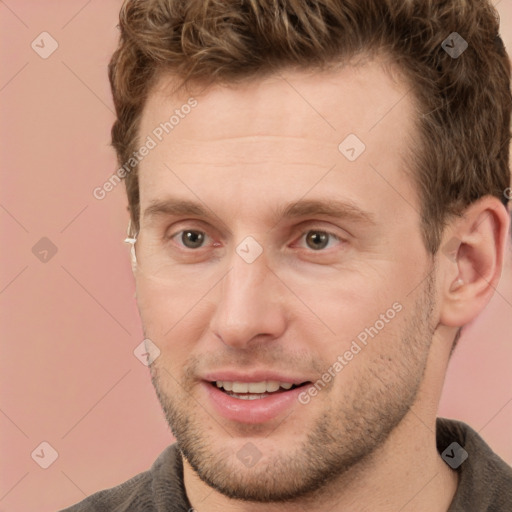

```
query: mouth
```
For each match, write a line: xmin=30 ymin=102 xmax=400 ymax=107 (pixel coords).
xmin=201 ymin=372 xmax=314 ymax=423
xmin=203 ymin=378 xmax=314 ymax=423
xmin=210 ymin=380 xmax=310 ymax=400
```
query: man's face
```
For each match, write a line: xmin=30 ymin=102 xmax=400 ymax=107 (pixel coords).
xmin=135 ymin=59 xmax=439 ymax=501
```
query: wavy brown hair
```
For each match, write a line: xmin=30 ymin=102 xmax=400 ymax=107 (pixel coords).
xmin=108 ymin=0 xmax=511 ymax=256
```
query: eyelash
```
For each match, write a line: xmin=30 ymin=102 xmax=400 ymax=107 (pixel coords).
xmin=167 ymin=226 xmax=345 ymax=253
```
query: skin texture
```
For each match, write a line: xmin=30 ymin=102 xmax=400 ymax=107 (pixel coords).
xmin=133 ymin=58 xmax=510 ymax=511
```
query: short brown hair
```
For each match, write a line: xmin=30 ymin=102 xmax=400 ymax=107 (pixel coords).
xmin=108 ymin=0 xmax=511 ymax=255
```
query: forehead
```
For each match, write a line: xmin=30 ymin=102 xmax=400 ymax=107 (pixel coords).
xmin=137 ymin=58 xmax=419 ymax=230
xmin=143 ymin=57 xmax=413 ymax=140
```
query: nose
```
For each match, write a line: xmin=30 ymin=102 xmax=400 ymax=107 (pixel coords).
xmin=209 ymin=247 xmax=288 ymax=349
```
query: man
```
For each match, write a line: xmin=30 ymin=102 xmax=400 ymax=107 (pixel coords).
xmin=63 ymin=0 xmax=512 ymax=510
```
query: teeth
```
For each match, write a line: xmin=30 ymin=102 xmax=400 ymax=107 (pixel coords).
xmin=227 ymin=393 xmax=268 ymax=400
xmin=265 ymin=380 xmax=280 ymax=392
xmin=215 ymin=380 xmax=295 ymax=393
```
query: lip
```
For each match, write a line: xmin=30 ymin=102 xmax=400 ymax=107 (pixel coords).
xmin=200 ymin=379 xmax=311 ymax=424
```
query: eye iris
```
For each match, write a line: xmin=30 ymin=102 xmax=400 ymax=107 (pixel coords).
xmin=306 ymin=231 xmax=329 ymax=250
xmin=182 ymin=231 xmax=204 ymax=249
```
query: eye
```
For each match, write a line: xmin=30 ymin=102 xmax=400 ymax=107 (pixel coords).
xmin=167 ymin=227 xmax=344 ymax=253
xmin=296 ymin=229 xmax=343 ymax=251
xmin=170 ymin=229 xmax=211 ymax=249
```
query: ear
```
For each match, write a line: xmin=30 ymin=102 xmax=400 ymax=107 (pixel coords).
xmin=438 ymin=195 xmax=510 ymax=328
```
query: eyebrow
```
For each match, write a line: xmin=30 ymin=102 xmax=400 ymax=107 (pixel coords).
xmin=143 ymin=197 xmax=377 ymax=227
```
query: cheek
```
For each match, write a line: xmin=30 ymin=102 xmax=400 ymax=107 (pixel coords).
xmin=285 ymin=268 xmax=402 ymax=347
xmin=135 ymin=277 xmax=209 ymax=354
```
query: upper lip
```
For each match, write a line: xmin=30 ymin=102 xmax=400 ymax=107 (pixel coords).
xmin=202 ymin=371 xmax=312 ymax=385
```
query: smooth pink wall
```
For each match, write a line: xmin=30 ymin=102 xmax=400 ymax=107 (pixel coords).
xmin=0 ymin=2 xmax=511 ymax=511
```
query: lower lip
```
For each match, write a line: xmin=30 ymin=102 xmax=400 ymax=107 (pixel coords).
xmin=202 ymin=382 xmax=308 ymax=424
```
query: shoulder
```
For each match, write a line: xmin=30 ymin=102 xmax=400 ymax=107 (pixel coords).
xmin=59 ymin=444 xmax=189 ymax=512
xmin=437 ymin=417 xmax=512 ymax=512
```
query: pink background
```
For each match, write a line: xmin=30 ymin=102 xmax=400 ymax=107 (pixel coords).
xmin=0 ymin=1 xmax=511 ymax=510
